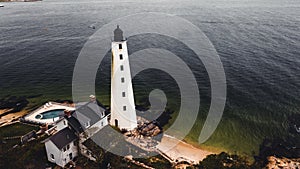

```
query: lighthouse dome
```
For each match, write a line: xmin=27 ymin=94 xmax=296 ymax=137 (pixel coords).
xmin=114 ymin=25 xmax=123 ymax=42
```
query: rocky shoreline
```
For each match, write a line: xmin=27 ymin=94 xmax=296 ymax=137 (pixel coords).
xmin=266 ymin=156 xmax=300 ymax=169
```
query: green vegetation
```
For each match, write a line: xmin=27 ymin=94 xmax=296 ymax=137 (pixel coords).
xmin=196 ymin=152 xmax=251 ymax=169
xmin=133 ymin=155 xmax=172 ymax=168
xmin=1 ymin=138 xmax=49 ymax=168
xmin=0 ymin=122 xmax=38 ymax=138
xmin=0 ymin=122 xmax=39 ymax=148
xmin=0 ymin=123 xmax=47 ymax=169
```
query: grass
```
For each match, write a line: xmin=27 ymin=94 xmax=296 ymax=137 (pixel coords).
xmin=0 ymin=122 xmax=39 ymax=149
xmin=0 ymin=134 xmax=50 ymax=169
xmin=0 ymin=122 xmax=39 ymax=138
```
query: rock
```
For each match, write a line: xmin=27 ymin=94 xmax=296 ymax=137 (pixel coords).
xmin=266 ymin=156 xmax=300 ymax=169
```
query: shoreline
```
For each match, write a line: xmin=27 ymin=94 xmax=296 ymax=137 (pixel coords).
xmin=157 ymin=134 xmax=215 ymax=164
xmin=0 ymin=109 xmax=223 ymax=162
xmin=0 ymin=107 xmax=218 ymax=163
xmin=0 ymin=109 xmax=28 ymax=127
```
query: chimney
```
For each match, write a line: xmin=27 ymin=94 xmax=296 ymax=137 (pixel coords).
xmin=40 ymin=123 xmax=49 ymax=133
xmin=64 ymin=109 xmax=71 ymax=118
xmin=89 ymin=95 xmax=96 ymax=103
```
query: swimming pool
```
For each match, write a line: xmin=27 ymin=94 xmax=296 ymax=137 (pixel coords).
xmin=35 ymin=109 xmax=65 ymax=119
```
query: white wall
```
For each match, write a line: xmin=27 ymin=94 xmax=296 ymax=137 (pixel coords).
xmin=45 ymin=141 xmax=62 ymax=166
xmin=110 ymin=40 xmax=137 ymax=130
xmin=55 ymin=119 xmax=68 ymax=131
xmin=85 ymin=116 xmax=109 ymax=138
xmin=61 ymin=141 xmax=78 ymax=166
xmin=45 ymin=140 xmax=78 ymax=167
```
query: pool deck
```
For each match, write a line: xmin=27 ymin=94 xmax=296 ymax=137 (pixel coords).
xmin=23 ymin=102 xmax=75 ymax=125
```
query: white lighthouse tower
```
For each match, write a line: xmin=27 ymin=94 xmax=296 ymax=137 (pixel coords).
xmin=110 ymin=25 xmax=137 ymax=130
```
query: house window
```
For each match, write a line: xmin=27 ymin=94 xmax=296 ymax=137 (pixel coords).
xmin=119 ymin=54 xmax=123 ymax=60
xmin=115 ymin=119 xmax=118 ymax=127
xmin=85 ymin=121 xmax=90 ymax=128
xmin=66 ymin=144 xmax=70 ymax=150
xmin=101 ymin=121 xmax=103 ymax=126
xmin=123 ymin=106 xmax=126 ymax=111
xmin=121 ymin=77 xmax=125 ymax=83
xmin=50 ymin=154 xmax=55 ymax=160
xmin=63 ymin=147 xmax=67 ymax=152
xmin=63 ymin=120 xmax=66 ymax=125
xmin=122 ymin=92 xmax=126 ymax=97
xmin=69 ymin=153 xmax=73 ymax=160
xmin=120 ymin=65 xmax=124 ymax=71
xmin=119 ymin=44 xmax=122 ymax=49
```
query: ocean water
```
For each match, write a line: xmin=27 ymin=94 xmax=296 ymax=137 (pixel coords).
xmin=0 ymin=0 xmax=299 ymax=155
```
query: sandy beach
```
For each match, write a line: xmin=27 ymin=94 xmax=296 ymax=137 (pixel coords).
xmin=156 ymin=135 xmax=214 ymax=164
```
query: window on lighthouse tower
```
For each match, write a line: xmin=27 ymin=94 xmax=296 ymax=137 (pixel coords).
xmin=119 ymin=44 xmax=122 ymax=49
xmin=119 ymin=54 xmax=123 ymax=60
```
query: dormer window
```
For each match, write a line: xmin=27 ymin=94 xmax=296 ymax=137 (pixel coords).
xmin=85 ymin=121 xmax=90 ymax=128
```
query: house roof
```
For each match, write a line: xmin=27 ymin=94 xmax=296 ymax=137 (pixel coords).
xmin=66 ymin=116 xmax=84 ymax=133
xmin=49 ymin=127 xmax=77 ymax=150
xmin=74 ymin=101 xmax=106 ymax=126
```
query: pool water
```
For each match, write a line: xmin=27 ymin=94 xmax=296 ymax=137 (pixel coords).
xmin=35 ymin=109 xmax=65 ymax=119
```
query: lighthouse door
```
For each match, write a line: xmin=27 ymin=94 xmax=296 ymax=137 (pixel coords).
xmin=115 ymin=119 xmax=118 ymax=127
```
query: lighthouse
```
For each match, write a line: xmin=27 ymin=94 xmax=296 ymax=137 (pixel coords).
xmin=110 ymin=26 xmax=137 ymax=130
